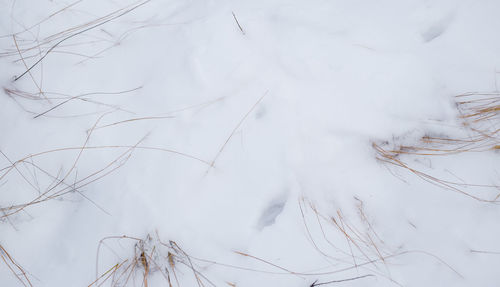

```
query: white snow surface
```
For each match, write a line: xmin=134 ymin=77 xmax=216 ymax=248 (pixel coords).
xmin=1 ymin=0 xmax=500 ymax=286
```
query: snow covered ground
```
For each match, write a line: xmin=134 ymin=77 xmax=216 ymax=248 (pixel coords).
xmin=1 ymin=0 xmax=500 ymax=286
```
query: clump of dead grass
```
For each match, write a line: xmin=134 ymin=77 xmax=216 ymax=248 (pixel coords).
xmin=92 ymin=233 xmax=218 ymax=287
xmin=373 ymin=92 xmax=500 ymax=202
xmin=88 ymin=198 xmax=462 ymax=287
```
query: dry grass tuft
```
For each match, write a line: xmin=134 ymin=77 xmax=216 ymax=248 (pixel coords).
xmin=224 ymin=199 xmax=395 ymax=285
xmin=0 ymin=125 xmax=142 ymax=219
xmin=373 ymin=92 xmax=500 ymax=202
xmin=0 ymin=110 xmax=212 ymax=221
xmin=88 ymin=199 xmax=462 ymax=287
xmin=92 ymin=233 xmax=217 ymax=287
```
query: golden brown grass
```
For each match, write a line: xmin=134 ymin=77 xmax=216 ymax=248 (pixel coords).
xmin=87 ymin=197 xmax=463 ymax=287
xmin=92 ymin=233 xmax=218 ymax=287
xmin=92 ymin=228 xmax=380 ymax=287
xmin=373 ymin=92 xmax=500 ymax=202
xmin=0 ymin=244 xmax=33 ymax=287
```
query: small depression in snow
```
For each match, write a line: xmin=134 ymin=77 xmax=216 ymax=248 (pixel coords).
xmin=257 ymin=194 xmax=288 ymax=230
xmin=421 ymin=14 xmax=454 ymax=43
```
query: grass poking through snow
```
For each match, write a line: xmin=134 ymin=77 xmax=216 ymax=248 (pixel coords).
xmin=373 ymin=92 xmax=500 ymax=202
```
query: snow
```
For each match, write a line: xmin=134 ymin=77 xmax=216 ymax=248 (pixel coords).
xmin=1 ymin=0 xmax=500 ymax=286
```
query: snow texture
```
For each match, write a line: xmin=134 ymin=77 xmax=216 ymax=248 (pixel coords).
xmin=1 ymin=0 xmax=500 ymax=286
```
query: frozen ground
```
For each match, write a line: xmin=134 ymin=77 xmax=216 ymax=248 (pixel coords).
xmin=1 ymin=0 xmax=500 ymax=286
